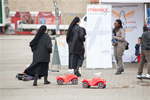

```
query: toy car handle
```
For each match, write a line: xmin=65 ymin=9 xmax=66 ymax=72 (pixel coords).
xmin=94 ymin=72 xmax=101 ymax=77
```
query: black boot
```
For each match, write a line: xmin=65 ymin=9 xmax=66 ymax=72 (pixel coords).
xmin=44 ymin=76 xmax=51 ymax=84
xmin=33 ymin=74 xmax=38 ymax=86
xmin=121 ymin=69 xmax=124 ymax=73
xmin=74 ymin=66 xmax=81 ymax=77
xmin=75 ymin=71 xmax=81 ymax=77
xmin=115 ymin=71 xmax=122 ymax=75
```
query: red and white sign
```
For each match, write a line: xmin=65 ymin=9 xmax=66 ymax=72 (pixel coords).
xmin=88 ymin=7 xmax=108 ymax=12
xmin=87 ymin=5 xmax=112 ymax=69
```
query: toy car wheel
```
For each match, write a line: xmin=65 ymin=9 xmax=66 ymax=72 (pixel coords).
xmin=103 ymin=85 xmax=106 ymax=88
xmin=19 ymin=74 xmax=25 ymax=80
xmin=71 ymin=79 xmax=78 ymax=85
xmin=87 ymin=86 xmax=91 ymax=88
xmin=16 ymin=74 xmax=18 ymax=78
xmin=23 ymin=77 xmax=27 ymax=81
xmin=57 ymin=79 xmax=63 ymax=85
xmin=82 ymin=82 xmax=89 ymax=88
xmin=97 ymin=82 xmax=104 ymax=89
xmin=18 ymin=77 xmax=22 ymax=80
xmin=22 ymin=75 xmax=27 ymax=81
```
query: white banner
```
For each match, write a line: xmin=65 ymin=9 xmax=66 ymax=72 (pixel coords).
xmin=87 ymin=5 xmax=112 ymax=69
xmin=56 ymin=37 xmax=69 ymax=66
xmin=52 ymin=36 xmax=69 ymax=67
xmin=110 ymin=3 xmax=144 ymax=62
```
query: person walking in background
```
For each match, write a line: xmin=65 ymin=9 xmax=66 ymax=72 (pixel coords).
xmin=66 ymin=17 xmax=86 ymax=77
xmin=137 ymin=26 xmax=150 ymax=79
xmin=112 ymin=19 xmax=127 ymax=75
xmin=25 ymin=25 xmax=52 ymax=86
xmin=135 ymin=37 xmax=141 ymax=62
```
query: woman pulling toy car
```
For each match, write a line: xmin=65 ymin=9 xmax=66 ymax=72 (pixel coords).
xmin=66 ymin=16 xmax=86 ymax=77
xmin=25 ymin=25 xmax=52 ymax=86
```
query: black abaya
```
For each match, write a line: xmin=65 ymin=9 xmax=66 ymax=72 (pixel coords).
xmin=25 ymin=25 xmax=52 ymax=78
xmin=25 ymin=62 xmax=48 ymax=77
xmin=69 ymin=53 xmax=84 ymax=69
xmin=66 ymin=17 xmax=86 ymax=70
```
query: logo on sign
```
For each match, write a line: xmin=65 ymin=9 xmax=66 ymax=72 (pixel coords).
xmin=88 ymin=7 xmax=108 ymax=12
xmin=112 ymin=10 xmax=136 ymax=32
xmin=88 ymin=7 xmax=110 ymax=16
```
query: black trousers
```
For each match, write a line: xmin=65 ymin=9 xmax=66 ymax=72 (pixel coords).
xmin=69 ymin=53 xmax=84 ymax=69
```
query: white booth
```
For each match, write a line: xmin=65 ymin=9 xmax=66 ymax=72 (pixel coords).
xmin=99 ymin=0 xmax=150 ymax=62
xmin=86 ymin=0 xmax=150 ymax=69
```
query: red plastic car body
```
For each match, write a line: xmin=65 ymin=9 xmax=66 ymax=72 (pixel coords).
xmin=56 ymin=74 xmax=78 ymax=85
xmin=82 ymin=78 xmax=106 ymax=89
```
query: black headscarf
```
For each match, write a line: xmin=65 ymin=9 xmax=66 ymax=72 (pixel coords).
xmin=30 ymin=25 xmax=47 ymax=52
xmin=113 ymin=19 xmax=123 ymax=35
xmin=66 ymin=17 xmax=80 ymax=43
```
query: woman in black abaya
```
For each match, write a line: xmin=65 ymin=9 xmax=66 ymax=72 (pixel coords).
xmin=66 ymin=17 xmax=86 ymax=77
xmin=25 ymin=25 xmax=52 ymax=86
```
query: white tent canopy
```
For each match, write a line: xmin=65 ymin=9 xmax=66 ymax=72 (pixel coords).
xmin=100 ymin=0 xmax=150 ymax=3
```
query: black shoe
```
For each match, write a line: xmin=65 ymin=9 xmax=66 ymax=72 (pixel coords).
xmin=44 ymin=81 xmax=51 ymax=84
xmin=76 ymin=74 xmax=81 ymax=77
xmin=44 ymin=76 xmax=50 ymax=84
xmin=33 ymin=81 xmax=37 ymax=86
xmin=75 ymin=71 xmax=81 ymax=77
xmin=121 ymin=69 xmax=124 ymax=72
xmin=115 ymin=71 xmax=122 ymax=75
xmin=33 ymin=74 xmax=38 ymax=86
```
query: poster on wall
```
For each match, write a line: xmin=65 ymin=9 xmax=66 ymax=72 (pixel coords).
xmin=87 ymin=5 xmax=112 ymax=69
xmin=110 ymin=3 xmax=144 ymax=62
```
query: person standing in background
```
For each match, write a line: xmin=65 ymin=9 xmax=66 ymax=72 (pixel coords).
xmin=66 ymin=17 xmax=86 ymax=77
xmin=112 ymin=19 xmax=127 ymax=75
xmin=25 ymin=25 xmax=52 ymax=86
xmin=135 ymin=37 xmax=141 ymax=62
xmin=137 ymin=26 xmax=150 ymax=79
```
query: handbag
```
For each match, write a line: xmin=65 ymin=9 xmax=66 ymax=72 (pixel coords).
xmin=125 ymin=42 xmax=129 ymax=50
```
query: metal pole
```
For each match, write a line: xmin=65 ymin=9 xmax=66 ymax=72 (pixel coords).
xmin=20 ymin=7 xmax=23 ymax=31
xmin=53 ymin=0 xmax=60 ymax=37
xmin=34 ymin=14 xmax=36 ymax=31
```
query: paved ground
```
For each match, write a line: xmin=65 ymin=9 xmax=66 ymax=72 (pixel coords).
xmin=0 ymin=35 xmax=150 ymax=100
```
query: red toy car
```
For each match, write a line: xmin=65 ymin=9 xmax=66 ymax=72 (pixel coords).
xmin=56 ymin=74 xmax=78 ymax=85
xmin=82 ymin=74 xmax=106 ymax=89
